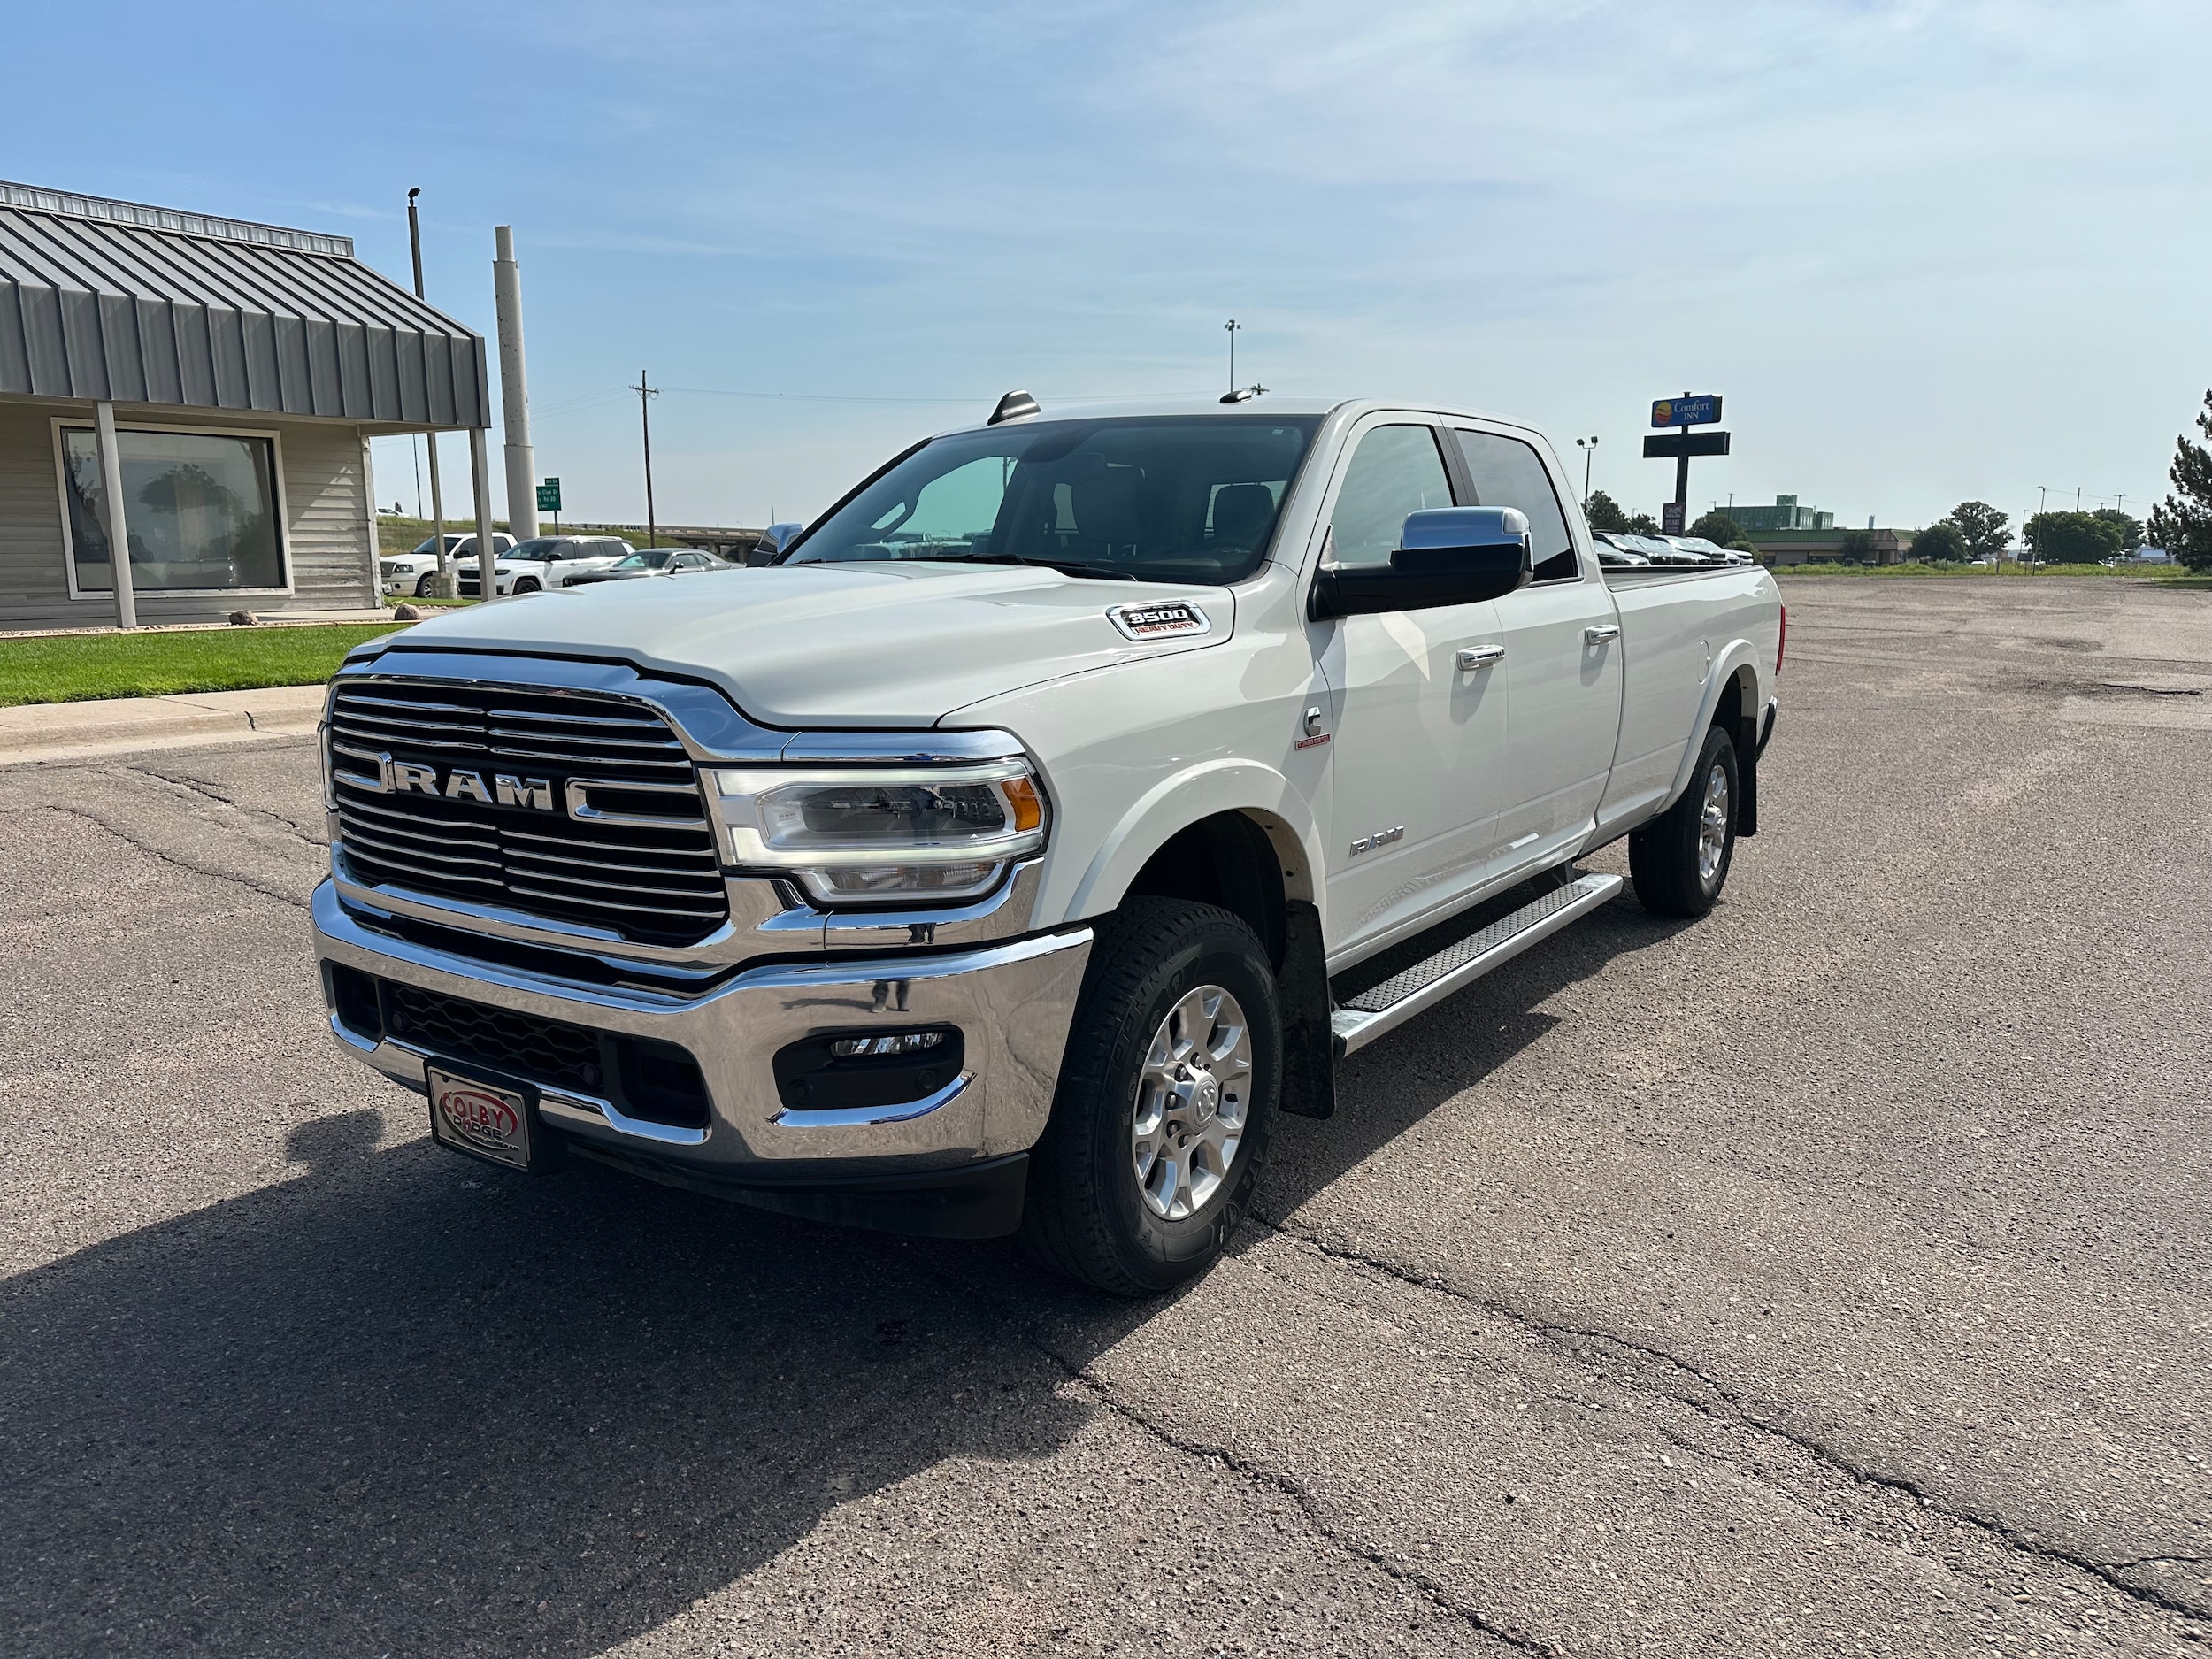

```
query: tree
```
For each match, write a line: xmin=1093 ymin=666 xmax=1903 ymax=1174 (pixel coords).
xmin=1945 ymin=501 xmax=2011 ymax=561
xmin=1836 ymin=528 xmax=1875 ymax=562
xmin=1912 ymin=521 xmax=1968 ymax=563
xmin=1583 ymin=489 xmax=1630 ymax=534
xmin=1690 ymin=511 xmax=1743 ymax=544
xmin=2024 ymin=511 xmax=2124 ymax=565
xmin=2147 ymin=390 xmax=2212 ymax=571
xmin=1624 ymin=512 xmax=1662 ymax=536
xmin=2090 ymin=506 xmax=2144 ymax=551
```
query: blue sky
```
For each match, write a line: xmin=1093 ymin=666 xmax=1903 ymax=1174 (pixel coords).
xmin=7 ymin=0 xmax=2208 ymax=534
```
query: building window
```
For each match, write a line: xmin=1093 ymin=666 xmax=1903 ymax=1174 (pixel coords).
xmin=60 ymin=426 xmax=285 ymax=593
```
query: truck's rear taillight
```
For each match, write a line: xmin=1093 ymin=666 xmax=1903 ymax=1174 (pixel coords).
xmin=1777 ymin=604 xmax=1787 ymax=674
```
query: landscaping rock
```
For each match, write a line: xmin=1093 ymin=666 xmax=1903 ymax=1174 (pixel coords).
xmin=391 ymin=603 xmax=423 ymax=621
xmin=227 ymin=610 xmax=258 ymax=626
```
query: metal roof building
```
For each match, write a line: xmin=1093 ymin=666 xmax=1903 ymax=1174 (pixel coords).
xmin=0 ymin=181 xmax=489 ymax=630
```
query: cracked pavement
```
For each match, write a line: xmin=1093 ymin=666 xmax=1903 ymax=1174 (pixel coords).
xmin=1 ymin=576 xmax=2208 ymax=1655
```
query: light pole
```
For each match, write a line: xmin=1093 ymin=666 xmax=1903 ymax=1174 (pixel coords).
xmin=1224 ymin=319 xmax=1240 ymax=396
xmin=1574 ymin=436 xmax=1599 ymax=511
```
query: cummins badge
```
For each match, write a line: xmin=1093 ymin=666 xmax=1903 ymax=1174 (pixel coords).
xmin=1107 ymin=601 xmax=1212 ymax=641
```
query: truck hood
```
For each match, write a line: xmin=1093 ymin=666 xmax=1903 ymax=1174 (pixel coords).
xmin=377 ymin=563 xmax=1234 ymax=728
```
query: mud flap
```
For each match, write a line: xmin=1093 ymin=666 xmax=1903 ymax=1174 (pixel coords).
xmin=1277 ymin=900 xmax=1336 ymax=1119
xmin=1737 ymin=715 xmax=1760 ymax=837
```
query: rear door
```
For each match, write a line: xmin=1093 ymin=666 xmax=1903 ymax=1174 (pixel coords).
xmin=1448 ymin=425 xmax=1623 ymax=879
xmin=1311 ymin=417 xmax=1512 ymax=959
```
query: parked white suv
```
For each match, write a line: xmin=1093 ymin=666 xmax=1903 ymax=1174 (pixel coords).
xmin=380 ymin=533 xmax=516 ymax=598
xmin=317 ymin=395 xmax=1781 ymax=1294
xmin=457 ymin=536 xmax=636 ymax=597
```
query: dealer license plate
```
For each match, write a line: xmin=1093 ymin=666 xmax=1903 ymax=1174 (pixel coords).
xmin=426 ymin=1064 xmax=534 ymax=1171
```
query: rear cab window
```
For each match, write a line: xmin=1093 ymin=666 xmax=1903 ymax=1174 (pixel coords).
xmin=1452 ymin=429 xmax=1579 ymax=583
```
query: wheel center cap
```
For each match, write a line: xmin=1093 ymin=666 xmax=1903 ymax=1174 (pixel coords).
xmin=1189 ymin=1071 xmax=1219 ymax=1125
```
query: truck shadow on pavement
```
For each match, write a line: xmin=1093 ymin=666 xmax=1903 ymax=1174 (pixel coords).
xmin=0 ymin=1110 xmax=1149 ymax=1657
xmin=1259 ymin=902 xmax=1697 ymax=1218
xmin=0 ymin=910 xmax=1684 ymax=1658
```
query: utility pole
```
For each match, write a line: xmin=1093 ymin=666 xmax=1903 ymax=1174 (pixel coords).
xmin=1574 ymin=436 xmax=1599 ymax=510
xmin=632 ymin=371 xmax=660 ymax=548
xmin=1224 ymin=319 xmax=1240 ymax=396
xmin=407 ymin=188 xmax=450 ymax=595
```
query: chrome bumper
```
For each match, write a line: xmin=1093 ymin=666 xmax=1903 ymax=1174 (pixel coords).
xmin=312 ymin=880 xmax=1092 ymax=1180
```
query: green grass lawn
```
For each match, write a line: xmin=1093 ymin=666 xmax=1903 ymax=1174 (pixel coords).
xmin=0 ymin=623 xmax=410 ymax=707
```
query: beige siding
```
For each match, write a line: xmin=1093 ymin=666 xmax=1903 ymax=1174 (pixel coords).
xmin=0 ymin=398 xmax=380 ymax=629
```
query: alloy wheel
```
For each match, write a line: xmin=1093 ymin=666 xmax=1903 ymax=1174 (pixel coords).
xmin=1131 ymin=983 xmax=1252 ymax=1221
xmin=1697 ymin=761 xmax=1731 ymax=885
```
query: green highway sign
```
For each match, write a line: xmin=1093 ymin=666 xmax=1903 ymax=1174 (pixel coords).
xmin=535 ymin=478 xmax=562 ymax=511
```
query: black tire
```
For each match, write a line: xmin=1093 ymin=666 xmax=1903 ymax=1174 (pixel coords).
xmin=513 ymin=577 xmax=541 ymax=595
xmin=1023 ymin=897 xmax=1281 ymax=1296
xmin=414 ymin=572 xmax=436 ymax=598
xmin=1630 ymin=724 xmax=1739 ymax=918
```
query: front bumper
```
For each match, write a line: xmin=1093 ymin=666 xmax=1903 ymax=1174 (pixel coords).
xmin=313 ymin=880 xmax=1092 ymax=1215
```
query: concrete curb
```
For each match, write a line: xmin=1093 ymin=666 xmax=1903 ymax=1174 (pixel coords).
xmin=0 ymin=684 xmax=326 ymax=766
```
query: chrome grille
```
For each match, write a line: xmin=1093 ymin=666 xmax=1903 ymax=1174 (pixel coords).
xmin=329 ymin=680 xmax=728 ymax=947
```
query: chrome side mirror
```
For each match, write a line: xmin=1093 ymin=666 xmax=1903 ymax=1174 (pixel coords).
xmin=1310 ymin=507 xmax=1533 ymax=619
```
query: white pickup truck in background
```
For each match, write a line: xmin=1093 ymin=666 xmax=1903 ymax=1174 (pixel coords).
xmin=314 ymin=396 xmax=1781 ymax=1294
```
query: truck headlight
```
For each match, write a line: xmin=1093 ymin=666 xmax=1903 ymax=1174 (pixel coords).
xmin=712 ymin=759 xmax=1047 ymax=905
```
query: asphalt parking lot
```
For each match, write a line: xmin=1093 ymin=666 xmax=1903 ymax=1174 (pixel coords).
xmin=2 ymin=575 xmax=2208 ymax=1657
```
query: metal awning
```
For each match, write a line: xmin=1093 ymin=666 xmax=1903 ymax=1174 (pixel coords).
xmin=0 ymin=181 xmax=488 ymax=428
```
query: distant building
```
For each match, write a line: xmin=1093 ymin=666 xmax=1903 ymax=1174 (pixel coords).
xmin=1747 ymin=527 xmax=1909 ymax=565
xmin=1727 ymin=495 xmax=1836 ymax=533
xmin=0 ymin=180 xmax=488 ymax=631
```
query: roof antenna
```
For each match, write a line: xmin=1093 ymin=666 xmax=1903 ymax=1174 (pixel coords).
xmin=1219 ymin=384 xmax=1268 ymax=404
xmin=988 ymin=389 xmax=1041 ymax=425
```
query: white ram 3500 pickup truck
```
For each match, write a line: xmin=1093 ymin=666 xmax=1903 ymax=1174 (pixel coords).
xmin=314 ymin=396 xmax=1782 ymax=1294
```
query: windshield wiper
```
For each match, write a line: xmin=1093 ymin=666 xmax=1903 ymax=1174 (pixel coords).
xmin=917 ymin=552 xmax=1138 ymax=582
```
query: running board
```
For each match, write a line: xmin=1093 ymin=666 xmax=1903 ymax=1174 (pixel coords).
xmin=1330 ymin=872 xmax=1624 ymax=1056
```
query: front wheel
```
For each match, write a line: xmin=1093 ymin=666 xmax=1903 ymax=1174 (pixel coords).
xmin=1630 ymin=724 xmax=1739 ymax=917
xmin=1024 ymin=897 xmax=1281 ymax=1295
xmin=513 ymin=576 xmax=541 ymax=595
xmin=414 ymin=572 xmax=437 ymax=598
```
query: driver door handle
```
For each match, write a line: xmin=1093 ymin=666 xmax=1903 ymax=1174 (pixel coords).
xmin=1584 ymin=624 xmax=1620 ymax=642
xmin=1456 ymin=646 xmax=1505 ymax=670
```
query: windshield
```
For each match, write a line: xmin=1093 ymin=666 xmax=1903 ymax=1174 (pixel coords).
xmin=509 ymin=539 xmax=564 ymax=559
xmin=611 ymin=550 xmax=674 ymax=571
xmin=786 ymin=415 xmax=1320 ymax=584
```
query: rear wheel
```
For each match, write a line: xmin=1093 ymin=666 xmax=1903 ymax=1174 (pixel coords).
xmin=1630 ymin=724 xmax=1738 ymax=917
xmin=1024 ymin=898 xmax=1280 ymax=1296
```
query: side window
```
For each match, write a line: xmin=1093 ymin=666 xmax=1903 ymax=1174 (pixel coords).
xmin=1327 ymin=425 xmax=1454 ymax=569
xmin=1453 ymin=429 xmax=1578 ymax=582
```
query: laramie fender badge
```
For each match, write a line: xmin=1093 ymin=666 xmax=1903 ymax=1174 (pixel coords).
xmin=1108 ymin=600 xmax=1211 ymax=641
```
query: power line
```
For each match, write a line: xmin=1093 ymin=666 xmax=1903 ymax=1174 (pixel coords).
xmin=528 ymin=384 xmax=1224 ymax=419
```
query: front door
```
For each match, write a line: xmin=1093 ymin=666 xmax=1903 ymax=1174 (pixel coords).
xmin=1310 ymin=419 xmax=1511 ymax=963
xmin=1448 ymin=425 xmax=1624 ymax=879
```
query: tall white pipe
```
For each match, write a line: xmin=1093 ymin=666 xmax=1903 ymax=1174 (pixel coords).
xmin=494 ymin=225 xmax=538 ymax=541
xmin=95 ymin=400 xmax=136 ymax=629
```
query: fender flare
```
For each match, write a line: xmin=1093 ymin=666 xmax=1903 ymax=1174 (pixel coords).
xmin=1061 ymin=758 xmax=1326 ymax=925
xmin=1656 ymin=639 xmax=1769 ymax=814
